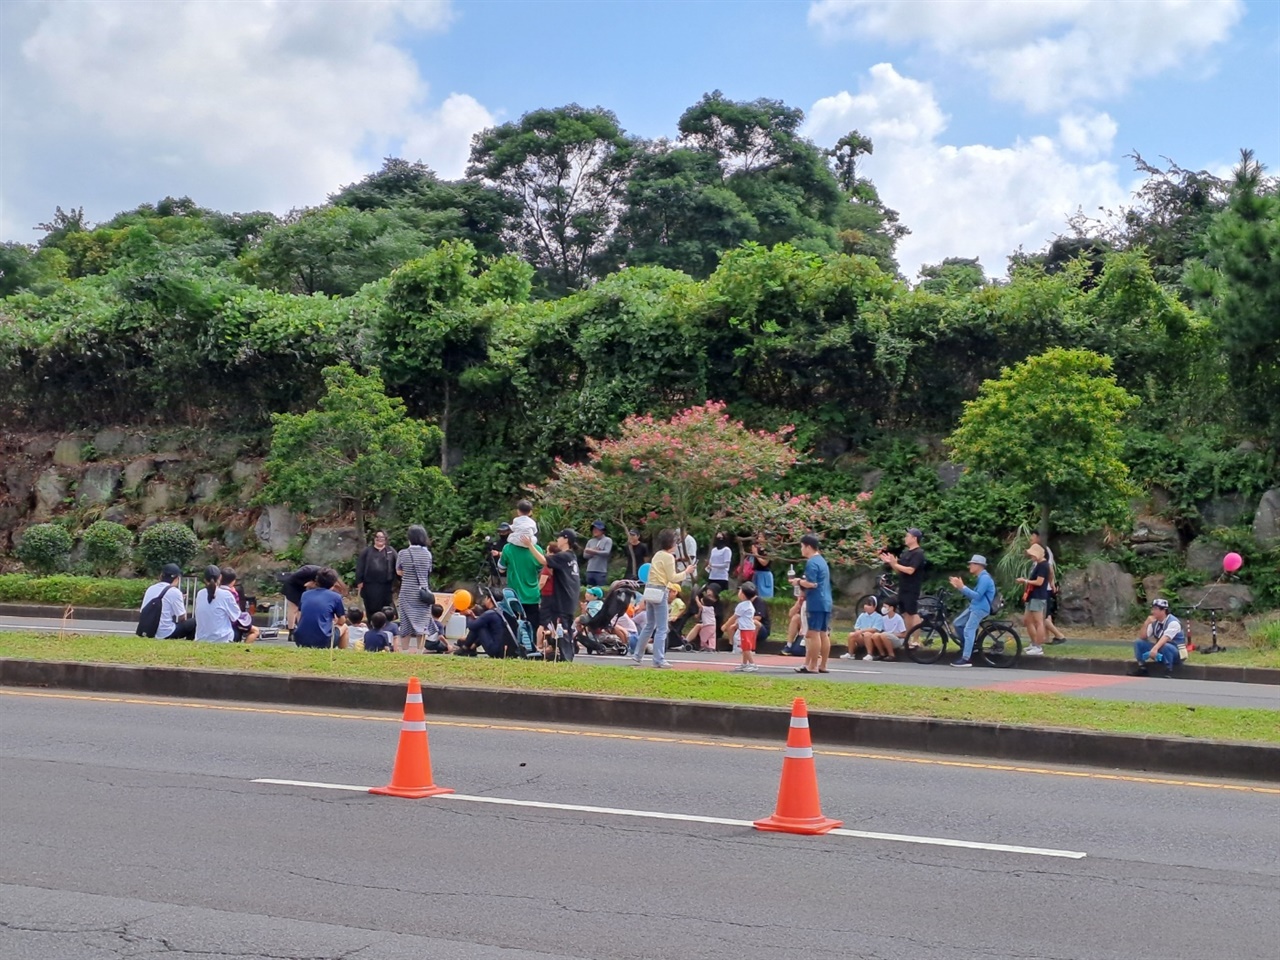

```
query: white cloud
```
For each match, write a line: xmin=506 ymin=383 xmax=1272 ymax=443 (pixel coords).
xmin=1 ymin=0 xmax=490 ymax=239
xmin=806 ymin=63 xmax=1129 ymax=279
xmin=808 ymin=0 xmax=1244 ymax=112
xmin=1057 ymin=112 xmax=1118 ymax=159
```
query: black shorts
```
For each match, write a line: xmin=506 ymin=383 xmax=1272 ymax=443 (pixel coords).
xmin=898 ymin=592 xmax=920 ymax=616
xmin=521 ymin=602 xmax=541 ymax=627
xmin=540 ymin=600 xmax=565 ymax=628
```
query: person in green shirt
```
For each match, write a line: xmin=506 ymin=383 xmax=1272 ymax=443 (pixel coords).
xmin=499 ymin=539 xmax=547 ymax=626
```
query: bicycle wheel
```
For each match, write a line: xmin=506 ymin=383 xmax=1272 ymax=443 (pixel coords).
xmin=978 ymin=624 xmax=1021 ymax=668
xmin=905 ymin=621 xmax=948 ymax=664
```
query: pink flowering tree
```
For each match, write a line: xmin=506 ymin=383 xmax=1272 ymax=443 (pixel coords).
xmin=725 ymin=490 xmax=884 ymax=568
xmin=535 ymin=401 xmax=799 ymax=537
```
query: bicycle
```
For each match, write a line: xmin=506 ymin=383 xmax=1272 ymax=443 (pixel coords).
xmin=904 ymin=589 xmax=1022 ymax=667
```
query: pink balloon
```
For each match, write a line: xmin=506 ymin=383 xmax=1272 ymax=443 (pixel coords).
xmin=1223 ymin=552 xmax=1243 ymax=573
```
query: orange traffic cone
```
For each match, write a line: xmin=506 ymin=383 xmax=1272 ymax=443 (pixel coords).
xmin=369 ymin=677 xmax=453 ymax=799
xmin=753 ymin=698 xmax=842 ymax=835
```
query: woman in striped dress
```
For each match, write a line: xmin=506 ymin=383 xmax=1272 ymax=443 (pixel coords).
xmin=396 ymin=525 xmax=434 ymax=653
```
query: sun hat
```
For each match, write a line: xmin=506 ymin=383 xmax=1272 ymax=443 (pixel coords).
xmin=1152 ymin=598 xmax=1170 ymax=610
xmin=1027 ymin=543 xmax=1046 ymax=560
xmin=968 ymin=554 xmax=987 ymax=566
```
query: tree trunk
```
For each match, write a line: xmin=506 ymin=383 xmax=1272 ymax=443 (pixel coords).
xmin=1038 ymin=501 xmax=1051 ymax=544
xmin=440 ymin=382 xmax=451 ymax=474
xmin=354 ymin=500 xmax=366 ymax=549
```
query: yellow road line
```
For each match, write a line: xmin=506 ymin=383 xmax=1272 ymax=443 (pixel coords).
xmin=3 ymin=687 xmax=1277 ymax=795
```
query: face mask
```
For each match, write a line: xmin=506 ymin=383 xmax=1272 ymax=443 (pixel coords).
xmin=881 ymin=606 xmax=889 ymax=615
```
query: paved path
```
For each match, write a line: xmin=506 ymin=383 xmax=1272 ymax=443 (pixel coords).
xmin=1 ymin=687 xmax=1277 ymax=959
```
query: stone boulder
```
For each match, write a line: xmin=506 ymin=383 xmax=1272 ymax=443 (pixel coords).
xmin=829 ymin=566 xmax=880 ymax=607
xmin=302 ymin=526 xmax=362 ymax=566
xmin=77 ymin=464 xmax=122 ymax=507
xmin=123 ymin=458 xmax=155 ymax=492
xmin=140 ymin=480 xmax=186 ymax=516
xmin=254 ymin=506 xmax=302 ymax=555
xmin=192 ymin=474 xmax=222 ymax=503
xmin=231 ymin=460 xmax=262 ymax=499
xmin=1179 ymin=583 xmax=1254 ymax=615
xmin=119 ymin=434 xmax=149 ymax=457
xmin=1252 ymin=488 xmax=1280 ymax=550
xmin=23 ymin=437 xmax=56 ymax=458
xmin=1129 ymin=515 xmax=1180 ymax=557
xmin=52 ymin=439 xmax=84 ymax=467
xmin=1199 ymin=493 xmax=1252 ymax=530
xmin=1141 ymin=574 xmax=1167 ymax=605
xmin=102 ymin=504 xmax=130 ymax=524
xmin=1185 ymin=537 xmax=1229 ymax=576
xmin=33 ymin=469 xmax=67 ymax=519
xmin=4 ymin=464 xmax=34 ymax=508
xmin=1057 ymin=560 xmax=1137 ymax=627
xmin=93 ymin=428 xmax=127 ymax=457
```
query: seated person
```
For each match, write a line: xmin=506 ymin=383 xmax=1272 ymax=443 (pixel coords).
xmin=293 ymin=568 xmax=348 ymax=649
xmin=752 ymin=592 xmax=772 ymax=648
xmin=864 ymin=599 xmax=907 ymax=660
xmin=686 ymin=587 xmax=719 ymax=652
xmin=668 ymin=587 xmax=687 ymax=628
xmin=842 ymin=597 xmax=883 ymax=659
xmin=1131 ymin=598 xmax=1184 ymax=677
xmin=613 ymin=606 xmax=639 ymax=654
xmin=381 ymin=607 xmax=401 ymax=638
xmin=363 ymin=611 xmax=394 ymax=653
xmin=780 ymin=597 xmax=807 ymax=657
xmin=454 ymin=595 xmax=518 ymax=659
xmin=346 ymin=608 xmax=368 ymax=650
xmin=219 ymin=567 xmax=260 ymax=645
xmin=422 ymin=603 xmax=449 ymax=654
xmin=138 ymin=563 xmax=196 ymax=640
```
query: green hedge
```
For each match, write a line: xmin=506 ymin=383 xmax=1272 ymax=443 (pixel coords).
xmin=0 ymin=574 xmax=149 ymax=609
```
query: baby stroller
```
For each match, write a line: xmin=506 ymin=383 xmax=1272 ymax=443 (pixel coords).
xmin=576 ymin=580 xmax=641 ymax=656
xmin=466 ymin=585 xmax=538 ymax=660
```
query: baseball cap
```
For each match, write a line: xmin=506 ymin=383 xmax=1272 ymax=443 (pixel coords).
xmin=968 ymin=554 xmax=987 ymax=566
xmin=907 ymin=527 xmax=923 ymax=540
xmin=586 ymin=586 xmax=604 ymax=599
xmin=1151 ymin=598 xmax=1170 ymax=610
xmin=558 ymin=528 xmax=579 ymax=547
xmin=161 ymin=563 xmax=183 ymax=580
xmin=592 ymin=519 xmax=605 ymax=530
xmin=498 ymin=522 xmax=512 ymax=532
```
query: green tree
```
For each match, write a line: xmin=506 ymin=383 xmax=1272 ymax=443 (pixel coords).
xmin=469 ymin=105 xmax=634 ymax=292
xmin=826 ymin=130 xmax=874 ymax=193
xmin=947 ymin=348 xmax=1139 ymax=538
xmin=262 ymin=364 xmax=446 ymax=543
xmin=917 ymin=257 xmax=986 ymax=295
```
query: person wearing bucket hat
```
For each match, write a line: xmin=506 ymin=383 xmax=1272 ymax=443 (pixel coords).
xmin=948 ymin=554 xmax=996 ymax=667
xmin=1017 ymin=542 xmax=1052 ymax=656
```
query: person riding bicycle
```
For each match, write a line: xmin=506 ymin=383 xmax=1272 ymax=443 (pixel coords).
xmin=948 ymin=554 xmax=996 ymax=668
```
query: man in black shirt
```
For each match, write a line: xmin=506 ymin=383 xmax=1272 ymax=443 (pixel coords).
xmin=880 ymin=528 xmax=926 ymax=633
xmin=543 ymin=529 xmax=582 ymax=628
xmin=624 ymin=529 xmax=649 ymax=581
xmin=281 ymin=564 xmax=323 ymax=630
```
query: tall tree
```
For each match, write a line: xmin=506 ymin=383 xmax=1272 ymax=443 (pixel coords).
xmin=468 ymin=106 xmax=634 ymax=292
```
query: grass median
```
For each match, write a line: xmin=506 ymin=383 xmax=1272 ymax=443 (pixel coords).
xmin=1 ymin=632 xmax=1277 ymax=746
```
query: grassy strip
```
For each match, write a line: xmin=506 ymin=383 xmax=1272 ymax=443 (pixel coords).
xmin=0 ymin=574 xmax=148 ymax=608
xmin=2 ymin=632 xmax=1277 ymax=745
xmin=1043 ymin=640 xmax=1280 ymax=668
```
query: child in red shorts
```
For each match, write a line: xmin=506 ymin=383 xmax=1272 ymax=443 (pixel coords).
xmin=732 ymin=582 xmax=762 ymax=673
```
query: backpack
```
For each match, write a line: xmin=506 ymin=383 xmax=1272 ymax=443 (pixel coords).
xmin=990 ymin=592 xmax=1005 ymax=615
xmin=136 ymin=585 xmax=173 ymax=638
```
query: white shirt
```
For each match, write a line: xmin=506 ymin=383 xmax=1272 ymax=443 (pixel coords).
xmin=734 ymin=599 xmax=758 ymax=632
xmin=141 ymin=580 xmax=186 ymax=639
xmin=1151 ymin=614 xmax=1183 ymax=642
xmin=194 ymin=586 xmax=241 ymax=643
xmin=676 ymin=533 xmax=697 ymax=571
xmin=509 ymin=515 xmax=538 ymax=547
xmin=708 ymin=546 xmax=732 ymax=580
xmin=880 ymin=613 xmax=906 ymax=636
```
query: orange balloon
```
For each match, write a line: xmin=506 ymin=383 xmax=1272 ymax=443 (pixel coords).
xmin=453 ymin=588 xmax=473 ymax=613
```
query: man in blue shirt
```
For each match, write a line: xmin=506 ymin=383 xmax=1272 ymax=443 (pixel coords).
xmin=293 ymin=568 xmax=349 ymax=649
xmin=948 ymin=554 xmax=996 ymax=667
xmin=790 ymin=533 xmax=833 ymax=674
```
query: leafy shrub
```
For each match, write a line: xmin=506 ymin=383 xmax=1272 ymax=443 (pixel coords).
xmin=136 ymin=522 xmax=200 ymax=572
xmin=1247 ymin=617 xmax=1280 ymax=651
xmin=16 ymin=523 xmax=74 ymax=574
xmin=83 ymin=520 xmax=133 ymax=574
xmin=0 ymin=573 xmax=148 ymax=608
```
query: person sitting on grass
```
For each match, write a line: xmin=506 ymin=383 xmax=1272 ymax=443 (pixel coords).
xmin=842 ymin=596 xmax=883 ymax=660
xmin=731 ymin=582 xmax=761 ymax=673
xmin=346 ymin=608 xmax=368 ymax=650
xmin=454 ymin=594 xmax=517 ymax=658
xmin=865 ymin=598 xmax=907 ymax=661
xmin=423 ymin=603 xmax=449 ymax=654
xmin=293 ymin=568 xmax=348 ymax=649
xmin=1130 ymin=599 xmax=1184 ymax=678
xmin=363 ymin=611 xmax=394 ymax=653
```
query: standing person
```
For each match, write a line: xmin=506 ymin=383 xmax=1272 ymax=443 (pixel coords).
xmin=673 ymin=528 xmax=697 ymax=574
xmin=948 ymin=555 xmax=996 ymax=668
xmin=395 ymin=525 xmax=435 ymax=653
xmin=293 ymin=568 xmax=349 ymax=649
xmin=687 ymin=586 xmax=719 ymax=652
xmin=706 ymin=532 xmax=732 ymax=594
xmin=137 ymin=563 xmax=195 ymax=640
xmin=355 ymin=530 xmax=398 ymax=622
xmin=535 ymin=541 xmax=559 ymax=652
xmin=634 ymin=529 xmax=694 ymax=669
xmin=791 ymin=534 xmax=833 ymax=675
xmin=543 ymin=530 xmax=581 ymax=660
xmin=1018 ymin=543 xmax=1051 ymax=656
xmin=879 ymin=528 xmax=925 ymax=635
xmin=583 ymin=521 xmax=613 ymax=588
xmin=498 ymin=526 xmax=547 ymax=630
xmin=194 ymin=565 xmax=242 ymax=643
xmin=731 ymin=582 xmax=761 ymax=673
xmin=749 ymin=537 xmax=774 ymax=599
xmin=1031 ymin=530 xmax=1068 ymax=644
xmin=280 ymin=564 xmax=323 ymax=631
xmin=623 ymin=529 xmax=649 ymax=580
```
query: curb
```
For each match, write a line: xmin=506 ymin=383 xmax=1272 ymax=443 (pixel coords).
xmin=0 ymin=603 xmax=271 ymax=626
xmin=1018 ymin=655 xmax=1280 ymax=686
xmin=2 ymin=657 xmax=1276 ymax=783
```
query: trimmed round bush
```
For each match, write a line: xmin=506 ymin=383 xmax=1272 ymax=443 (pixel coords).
xmin=136 ymin=521 xmax=200 ymax=573
xmin=16 ymin=523 xmax=74 ymax=575
xmin=83 ymin=520 xmax=134 ymax=575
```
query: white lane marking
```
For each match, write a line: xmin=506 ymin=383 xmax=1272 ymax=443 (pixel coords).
xmin=251 ymin=778 xmax=1086 ymax=859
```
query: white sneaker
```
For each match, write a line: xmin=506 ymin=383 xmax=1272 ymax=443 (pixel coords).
xmin=1024 ymin=645 xmax=1044 ymax=656
xmin=840 ymin=652 xmax=856 ymax=659
xmin=731 ymin=663 xmax=747 ymax=672
xmin=862 ymin=654 xmax=874 ymax=661
xmin=744 ymin=663 xmax=759 ymax=672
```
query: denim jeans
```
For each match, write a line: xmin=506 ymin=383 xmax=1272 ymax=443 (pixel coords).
xmin=635 ymin=593 xmax=669 ymax=666
xmin=953 ymin=608 xmax=981 ymax=660
xmin=1134 ymin=638 xmax=1178 ymax=671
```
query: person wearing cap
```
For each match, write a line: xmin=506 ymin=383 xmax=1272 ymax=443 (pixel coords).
xmin=538 ymin=529 xmax=581 ymax=643
xmin=1131 ymin=599 xmax=1184 ymax=677
xmin=1017 ymin=542 xmax=1052 ymax=656
xmin=948 ymin=555 xmax=996 ymax=667
xmin=583 ymin=521 xmax=613 ymax=588
xmin=879 ymin=528 xmax=926 ymax=634
xmin=138 ymin=563 xmax=195 ymax=640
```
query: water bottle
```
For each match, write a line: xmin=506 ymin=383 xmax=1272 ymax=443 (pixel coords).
xmin=789 ymin=564 xmax=801 ymax=598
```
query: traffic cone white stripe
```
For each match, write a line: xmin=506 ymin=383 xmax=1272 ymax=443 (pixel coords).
xmin=401 ymin=721 xmax=427 ymax=732
xmin=406 ymin=693 xmax=423 ymax=704
xmin=784 ymin=746 xmax=814 ymax=759
xmin=789 ymin=717 xmax=809 ymax=729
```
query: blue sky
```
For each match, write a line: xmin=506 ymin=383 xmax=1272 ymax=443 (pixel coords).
xmin=2 ymin=0 xmax=1277 ymax=277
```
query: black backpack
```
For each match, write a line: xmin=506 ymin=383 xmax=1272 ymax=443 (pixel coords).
xmin=136 ymin=585 xmax=173 ymax=638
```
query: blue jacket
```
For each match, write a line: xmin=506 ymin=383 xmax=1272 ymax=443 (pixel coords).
xmin=960 ymin=571 xmax=996 ymax=615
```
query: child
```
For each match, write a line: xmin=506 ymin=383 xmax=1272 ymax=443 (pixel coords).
xmin=842 ymin=597 xmax=884 ymax=660
xmin=866 ymin=598 xmax=906 ymax=660
xmin=686 ymin=587 xmax=719 ymax=652
xmin=509 ymin=498 xmax=538 ymax=549
xmin=219 ymin=567 xmax=260 ymax=644
xmin=347 ymin=608 xmax=368 ymax=651
xmin=363 ymin=611 xmax=393 ymax=653
xmin=423 ymin=603 xmax=449 ymax=654
xmin=614 ymin=604 xmax=640 ymax=655
xmin=732 ymin=582 xmax=761 ymax=672
xmin=668 ymin=586 xmax=686 ymax=627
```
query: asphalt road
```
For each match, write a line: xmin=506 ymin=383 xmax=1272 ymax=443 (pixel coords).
xmin=2 ymin=687 xmax=1278 ymax=959
xmin=5 ymin=615 xmax=1278 ymax=711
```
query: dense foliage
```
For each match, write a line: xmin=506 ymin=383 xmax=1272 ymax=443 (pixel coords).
xmin=136 ymin=522 xmax=200 ymax=573
xmin=82 ymin=520 xmax=134 ymax=575
xmin=16 ymin=524 xmax=74 ymax=575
